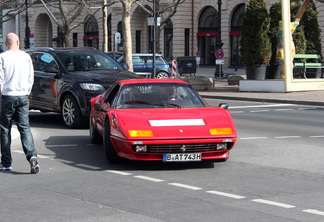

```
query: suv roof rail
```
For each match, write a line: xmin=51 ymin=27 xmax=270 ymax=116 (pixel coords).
xmin=25 ymin=47 xmax=54 ymax=51
xmin=25 ymin=47 xmax=97 ymax=52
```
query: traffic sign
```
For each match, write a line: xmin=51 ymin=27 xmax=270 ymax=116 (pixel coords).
xmin=196 ymin=51 xmax=200 ymax=57
xmin=215 ymin=49 xmax=224 ymax=59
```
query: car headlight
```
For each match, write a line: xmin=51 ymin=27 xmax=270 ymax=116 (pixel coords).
xmin=80 ymin=83 xmax=105 ymax=91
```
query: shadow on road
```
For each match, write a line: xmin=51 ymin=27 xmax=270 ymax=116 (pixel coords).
xmin=44 ymin=135 xmax=216 ymax=172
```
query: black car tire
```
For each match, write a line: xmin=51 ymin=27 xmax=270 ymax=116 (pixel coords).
xmin=103 ymin=120 xmax=121 ymax=164
xmin=156 ymin=71 xmax=170 ymax=79
xmin=89 ymin=114 xmax=102 ymax=144
xmin=62 ymin=95 xmax=83 ymax=129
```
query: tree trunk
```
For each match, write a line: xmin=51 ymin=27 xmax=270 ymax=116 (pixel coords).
xmin=102 ymin=0 xmax=108 ymax=52
xmin=122 ymin=0 xmax=135 ymax=72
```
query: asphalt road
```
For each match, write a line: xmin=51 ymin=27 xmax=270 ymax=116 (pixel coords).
xmin=1 ymin=99 xmax=324 ymax=222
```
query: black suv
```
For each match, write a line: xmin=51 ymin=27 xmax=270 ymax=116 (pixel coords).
xmin=26 ymin=47 xmax=140 ymax=128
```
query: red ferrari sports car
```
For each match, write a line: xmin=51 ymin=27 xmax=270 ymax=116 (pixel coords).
xmin=89 ymin=79 xmax=237 ymax=163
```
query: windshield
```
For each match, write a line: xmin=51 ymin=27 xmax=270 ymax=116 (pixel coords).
xmin=115 ymin=83 xmax=207 ymax=109
xmin=56 ymin=51 xmax=124 ymax=72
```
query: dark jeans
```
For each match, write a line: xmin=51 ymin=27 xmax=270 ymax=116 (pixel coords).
xmin=1 ymin=95 xmax=37 ymax=167
xmin=233 ymin=60 xmax=238 ymax=71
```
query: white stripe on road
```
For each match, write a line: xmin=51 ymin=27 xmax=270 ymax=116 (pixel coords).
xmin=275 ymin=109 xmax=293 ymax=111
xmin=240 ymin=137 xmax=268 ymax=140
xmin=275 ymin=136 xmax=301 ymax=139
xmin=302 ymin=209 xmax=324 ymax=216
xmin=169 ymin=183 xmax=202 ymax=190
xmin=251 ymin=199 xmax=295 ymax=209
xmin=250 ymin=110 xmax=269 ymax=113
xmin=310 ymin=135 xmax=324 ymax=138
xmin=134 ymin=175 xmax=164 ymax=182
xmin=55 ymin=158 xmax=74 ymax=164
xmin=230 ymin=104 xmax=297 ymax=109
xmin=37 ymin=154 xmax=51 ymax=159
xmin=106 ymin=170 xmax=132 ymax=176
xmin=46 ymin=144 xmax=78 ymax=147
xmin=75 ymin=164 xmax=101 ymax=170
xmin=229 ymin=111 xmax=244 ymax=114
xmin=206 ymin=190 xmax=245 ymax=199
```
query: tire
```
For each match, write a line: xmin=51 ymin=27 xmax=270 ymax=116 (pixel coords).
xmin=61 ymin=95 xmax=83 ymax=128
xmin=156 ymin=71 xmax=170 ymax=79
xmin=103 ymin=120 xmax=121 ymax=164
xmin=89 ymin=114 xmax=102 ymax=144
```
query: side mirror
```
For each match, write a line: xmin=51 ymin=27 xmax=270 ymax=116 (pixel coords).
xmin=218 ymin=103 xmax=229 ymax=110
xmin=93 ymin=103 xmax=108 ymax=112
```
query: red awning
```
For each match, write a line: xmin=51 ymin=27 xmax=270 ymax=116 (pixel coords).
xmin=197 ymin=32 xmax=218 ymax=37
xmin=229 ymin=31 xmax=242 ymax=36
xmin=83 ymin=36 xmax=99 ymax=40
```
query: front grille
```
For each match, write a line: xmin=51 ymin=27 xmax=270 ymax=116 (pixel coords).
xmin=136 ymin=143 xmax=232 ymax=153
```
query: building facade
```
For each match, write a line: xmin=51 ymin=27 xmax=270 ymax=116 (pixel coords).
xmin=2 ymin=0 xmax=324 ymax=68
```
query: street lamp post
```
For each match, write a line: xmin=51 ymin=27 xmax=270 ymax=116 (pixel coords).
xmin=25 ymin=0 xmax=30 ymax=49
xmin=151 ymin=0 xmax=157 ymax=78
xmin=214 ymin=0 xmax=223 ymax=78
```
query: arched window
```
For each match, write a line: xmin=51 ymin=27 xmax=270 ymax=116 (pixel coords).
xmin=84 ymin=15 xmax=99 ymax=49
xmin=230 ymin=4 xmax=245 ymax=67
xmin=197 ymin=6 xmax=218 ymax=66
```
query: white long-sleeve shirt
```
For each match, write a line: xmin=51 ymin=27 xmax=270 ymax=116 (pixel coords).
xmin=0 ymin=50 xmax=34 ymax=96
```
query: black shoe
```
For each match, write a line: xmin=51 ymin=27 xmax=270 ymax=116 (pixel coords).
xmin=30 ymin=157 xmax=40 ymax=174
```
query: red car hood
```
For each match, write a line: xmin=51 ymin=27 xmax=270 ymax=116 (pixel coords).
xmin=112 ymin=107 xmax=236 ymax=140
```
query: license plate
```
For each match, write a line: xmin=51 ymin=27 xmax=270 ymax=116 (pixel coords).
xmin=163 ymin=153 xmax=202 ymax=162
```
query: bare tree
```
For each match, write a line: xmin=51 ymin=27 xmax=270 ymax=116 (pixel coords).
xmin=39 ymin=0 xmax=109 ymax=47
xmin=146 ymin=0 xmax=185 ymax=53
xmin=0 ymin=0 xmax=26 ymax=25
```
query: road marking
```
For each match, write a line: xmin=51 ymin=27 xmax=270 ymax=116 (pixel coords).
xmin=169 ymin=183 xmax=202 ymax=190
xmin=240 ymin=137 xmax=268 ymax=140
xmin=251 ymin=199 xmax=295 ymax=208
xmin=310 ymin=135 xmax=324 ymax=138
xmin=230 ymin=111 xmax=244 ymax=114
xmin=299 ymin=108 xmax=316 ymax=110
xmin=250 ymin=110 xmax=269 ymax=113
xmin=37 ymin=154 xmax=52 ymax=159
xmin=134 ymin=175 xmax=164 ymax=182
xmin=230 ymin=104 xmax=297 ymax=109
xmin=206 ymin=190 xmax=245 ymax=199
xmin=75 ymin=164 xmax=101 ymax=170
xmin=46 ymin=144 xmax=78 ymax=147
xmin=275 ymin=136 xmax=301 ymax=139
xmin=54 ymin=158 xmax=74 ymax=164
xmin=106 ymin=170 xmax=132 ymax=176
xmin=275 ymin=109 xmax=293 ymax=111
xmin=12 ymin=150 xmax=24 ymax=154
xmin=302 ymin=209 xmax=324 ymax=216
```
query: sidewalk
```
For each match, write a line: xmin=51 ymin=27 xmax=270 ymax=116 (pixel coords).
xmin=194 ymin=66 xmax=324 ymax=106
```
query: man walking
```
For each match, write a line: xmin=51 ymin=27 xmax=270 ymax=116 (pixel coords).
xmin=0 ymin=33 xmax=39 ymax=174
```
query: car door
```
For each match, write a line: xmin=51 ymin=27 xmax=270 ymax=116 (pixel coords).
xmin=29 ymin=52 xmax=60 ymax=111
xmin=132 ymin=55 xmax=148 ymax=74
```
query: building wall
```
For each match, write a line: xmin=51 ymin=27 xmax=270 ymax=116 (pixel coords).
xmin=2 ymin=0 xmax=324 ymax=68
